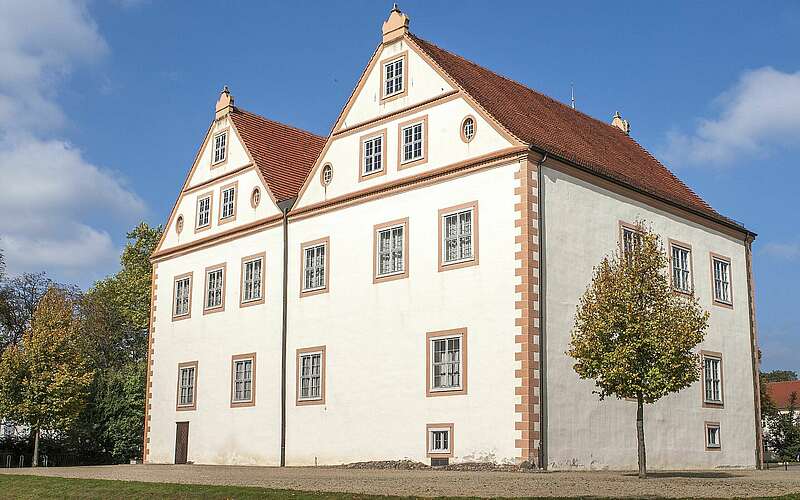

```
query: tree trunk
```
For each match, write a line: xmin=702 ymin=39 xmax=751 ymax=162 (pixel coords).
xmin=636 ymin=395 xmax=647 ymax=479
xmin=32 ymin=428 xmax=40 ymax=467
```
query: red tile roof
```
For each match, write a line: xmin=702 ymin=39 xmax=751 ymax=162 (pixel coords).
xmin=767 ymin=381 xmax=800 ymax=410
xmin=409 ymin=34 xmax=747 ymax=232
xmin=230 ymin=107 xmax=326 ymax=202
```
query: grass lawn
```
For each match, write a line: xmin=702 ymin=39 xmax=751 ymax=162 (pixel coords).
xmin=1 ymin=474 xmax=799 ymax=500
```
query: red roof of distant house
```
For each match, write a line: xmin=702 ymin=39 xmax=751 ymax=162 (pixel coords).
xmin=229 ymin=107 xmax=326 ymax=202
xmin=767 ymin=380 xmax=800 ymax=410
xmin=408 ymin=34 xmax=748 ymax=233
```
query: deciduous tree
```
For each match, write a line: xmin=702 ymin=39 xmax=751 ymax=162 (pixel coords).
xmin=568 ymin=222 xmax=709 ymax=478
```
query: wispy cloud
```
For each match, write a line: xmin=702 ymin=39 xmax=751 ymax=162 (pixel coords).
xmin=761 ymin=241 xmax=800 ymax=261
xmin=661 ymin=67 xmax=800 ymax=167
xmin=0 ymin=0 xmax=145 ymax=284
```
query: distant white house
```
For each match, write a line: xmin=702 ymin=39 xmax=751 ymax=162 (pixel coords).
xmin=143 ymin=7 xmax=762 ymax=470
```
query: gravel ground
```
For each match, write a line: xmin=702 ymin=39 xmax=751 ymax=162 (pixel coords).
xmin=2 ymin=464 xmax=800 ymax=498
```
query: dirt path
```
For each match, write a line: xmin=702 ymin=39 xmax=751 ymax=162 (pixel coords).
xmin=2 ymin=464 xmax=800 ymax=498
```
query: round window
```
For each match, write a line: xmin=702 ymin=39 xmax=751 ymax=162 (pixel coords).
xmin=320 ymin=164 xmax=333 ymax=187
xmin=461 ymin=116 xmax=476 ymax=143
xmin=251 ymin=187 xmax=261 ymax=208
xmin=176 ymin=215 xmax=184 ymax=234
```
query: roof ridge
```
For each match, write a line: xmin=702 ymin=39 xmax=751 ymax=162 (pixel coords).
xmin=232 ymin=106 xmax=326 ymax=141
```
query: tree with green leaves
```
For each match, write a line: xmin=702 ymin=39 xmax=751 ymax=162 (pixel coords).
xmin=0 ymin=286 xmax=94 ymax=466
xmin=764 ymin=392 xmax=800 ymax=463
xmin=568 ymin=222 xmax=710 ymax=478
xmin=762 ymin=370 xmax=798 ymax=383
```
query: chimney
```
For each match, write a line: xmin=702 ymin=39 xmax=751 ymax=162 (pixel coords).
xmin=611 ymin=111 xmax=631 ymax=135
xmin=215 ymin=85 xmax=234 ymax=119
xmin=382 ymin=4 xmax=410 ymax=44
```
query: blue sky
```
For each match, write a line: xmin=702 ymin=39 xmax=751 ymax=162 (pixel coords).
xmin=0 ymin=1 xmax=797 ymax=372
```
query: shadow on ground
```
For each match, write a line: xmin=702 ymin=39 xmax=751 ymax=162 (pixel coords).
xmin=622 ymin=471 xmax=740 ymax=479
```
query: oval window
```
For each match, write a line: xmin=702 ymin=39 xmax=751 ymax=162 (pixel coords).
xmin=320 ymin=164 xmax=333 ymax=187
xmin=251 ymin=187 xmax=261 ymax=208
xmin=176 ymin=215 xmax=184 ymax=234
xmin=461 ymin=116 xmax=476 ymax=143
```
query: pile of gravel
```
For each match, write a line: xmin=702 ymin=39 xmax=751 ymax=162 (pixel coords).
xmin=340 ymin=460 xmax=542 ymax=472
xmin=342 ymin=460 xmax=428 ymax=470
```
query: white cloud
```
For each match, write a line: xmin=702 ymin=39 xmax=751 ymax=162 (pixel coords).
xmin=0 ymin=0 xmax=145 ymax=285
xmin=761 ymin=242 xmax=800 ymax=260
xmin=661 ymin=67 xmax=800 ymax=167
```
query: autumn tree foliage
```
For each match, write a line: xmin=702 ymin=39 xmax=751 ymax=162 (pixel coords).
xmin=568 ymin=222 xmax=709 ymax=478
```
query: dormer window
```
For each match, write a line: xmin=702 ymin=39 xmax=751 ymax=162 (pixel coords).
xmin=381 ymin=53 xmax=407 ymax=101
xmin=213 ymin=131 xmax=228 ymax=165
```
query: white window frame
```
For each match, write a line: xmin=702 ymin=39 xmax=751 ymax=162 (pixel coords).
xmin=711 ymin=255 xmax=732 ymax=305
xmin=401 ymin=121 xmax=425 ymax=164
xmin=428 ymin=427 xmax=451 ymax=454
xmin=241 ymin=255 xmax=264 ymax=304
xmin=703 ymin=354 xmax=723 ymax=405
xmin=212 ymin=130 xmax=227 ymax=164
xmin=376 ymin=224 xmax=405 ymax=278
xmin=196 ymin=194 xmax=212 ymax=229
xmin=383 ymin=57 xmax=404 ymax=97
xmin=220 ymin=186 xmax=236 ymax=220
xmin=204 ymin=265 xmax=225 ymax=311
xmin=173 ymin=275 xmax=192 ymax=318
xmin=301 ymin=240 xmax=328 ymax=293
xmin=429 ymin=334 xmax=464 ymax=393
xmin=441 ymin=208 xmax=475 ymax=266
xmin=177 ymin=364 xmax=197 ymax=409
xmin=670 ymin=243 xmax=692 ymax=293
xmin=461 ymin=116 xmax=476 ymax=143
xmin=362 ymin=135 xmax=384 ymax=176
xmin=620 ymin=224 xmax=642 ymax=257
xmin=705 ymin=423 xmax=721 ymax=450
xmin=298 ymin=350 xmax=324 ymax=402
xmin=232 ymin=358 xmax=254 ymax=403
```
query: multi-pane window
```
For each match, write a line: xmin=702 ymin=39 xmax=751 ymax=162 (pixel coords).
xmin=233 ymin=359 xmax=253 ymax=403
xmin=401 ymin=122 xmax=424 ymax=163
xmin=299 ymin=352 xmax=322 ymax=401
xmin=703 ymin=356 xmax=722 ymax=404
xmin=462 ymin=117 xmax=475 ymax=142
xmin=621 ymin=226 xmax=641 ymax=256
xmin=384 ymin=58 xmax=404 ymax=97
xmin=221 ymin=187 xmax=236 ymax=220
xmin=178 ymin=366 xmax=196 ymax=407
xmin=706 ymin=424 xmax=721 ymax=449
xmin=712 ymin=257 xmax=732 ymax=304
xmin=242 ymin=257 xmax=263 ymax=303
xmin=362 ymin=136 xmax=383 ymax=175
xmin=429 ymin=429 xmax=450 ymax=453
xmin=213 ymin=131 xmax=227 ymax=164
xmin=431 ymin=336 xmax=462 ymax=391
xmin=377 ymin=225 xmax=404 ymax=276
xmin=205 ymin=267 xmax=224 ymax=310
xmin=671 ymin=245 xmax=692 ymax=293
xmin=303 ymin=243 xmax=326 ymax=291
xmin=197 ymin=195 xmax=211 ymax=228
xmin=173 ymin=276 xmax=191 ymax=317
xmin=443 ymin=209 xmax=473 ymax=264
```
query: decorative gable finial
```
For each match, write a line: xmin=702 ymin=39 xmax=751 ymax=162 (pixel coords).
xmin=215 ymin=85 xmax=234 ymax=119
xmin=611 ymin=111 xmax=631 ymax=135
xmin=382 ymin=4 xmax=410 ymax=44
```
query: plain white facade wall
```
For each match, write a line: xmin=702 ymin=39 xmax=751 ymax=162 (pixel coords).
xmin=541 ymin=164 xmax=757 ymax=470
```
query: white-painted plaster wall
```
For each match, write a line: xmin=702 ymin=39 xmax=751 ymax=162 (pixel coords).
xmin=541 ymin=165 xmax=757 ymax=470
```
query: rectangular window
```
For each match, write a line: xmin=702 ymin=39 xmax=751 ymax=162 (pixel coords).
xmin=703 ymin=354 xmax=723 ymax=406
xmin=204 ymin=264 xmax=225 ymax=312
xmin=231 ymin=353 xmax=256 ymax=407
xmin=173 ymin=274 xmax=192 ymax=319
xmin=705 ymin=422 xmax=721 ymax=450
xmin=711 ymin=255 xmax=732 ymax=305
xmin=196 ymin=193 xmax=212 ymax=229
xmin=376 ymin=223 xmax=406 ymax=278
xmin=297 ymin=346 xmax=326 ymax=405
xmin=426 ymin=329 xmax=467 ymax=397
xmin=620 ymin=223 xmax=642 ymax=257
xmin=426 ymin=423 xmax=454 ymax=458
xmin=220 ymin=185 xmax=236 ymax=220
xmin=301 ymin=238 xmax=329 ymax=296
xmin=384 ymin=57 xmax=404 ymax=97
xmin=671 ymin=242 xmax=692 ymax=293
xmin=363 ymin=135 xmax=383 ymax=175
xmin=241 ymin=254 xmax=264 ymax=305
xmin=443 ymin=209 xmax=474 ymax=264
xmin=401 ymin=122 xmax=424 ymax=163
xmin=213 ymin=131 xmax=227 ymax=164
xmin=176 ymin=362 xmax=198 ymax=411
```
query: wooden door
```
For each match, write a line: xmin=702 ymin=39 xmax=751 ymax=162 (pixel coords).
xmin=174 ymin=422 xmax=189 ymax=464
